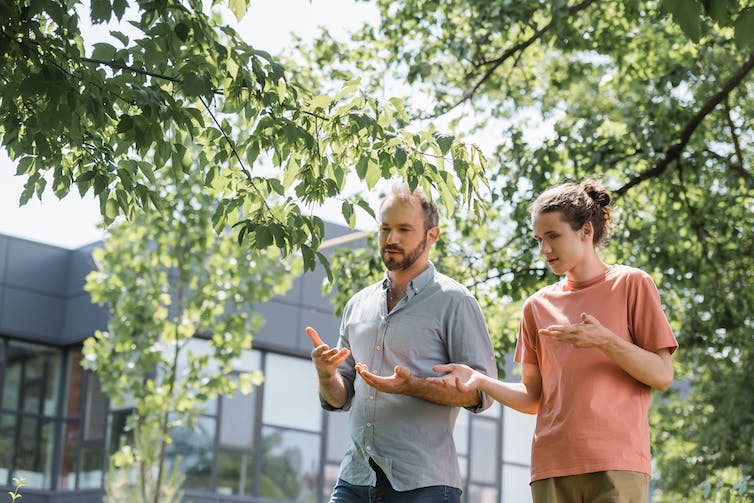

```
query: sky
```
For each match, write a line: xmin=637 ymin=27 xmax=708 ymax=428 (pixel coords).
xmin=0 ymin=0 xmax=378 ymax=248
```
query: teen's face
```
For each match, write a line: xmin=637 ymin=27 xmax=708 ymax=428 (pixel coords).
xmin=379 ymin=197 xmax=433 ymax=271
xmin=532 ymin=211 xmax=591 ymax=276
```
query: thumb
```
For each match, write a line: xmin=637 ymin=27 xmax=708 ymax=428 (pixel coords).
xmin=581 ymin=312 xmax=596 ymax=324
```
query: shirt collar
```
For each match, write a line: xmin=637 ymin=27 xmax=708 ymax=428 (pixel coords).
xmin=382 ymin=262 xmax=435 ymax=299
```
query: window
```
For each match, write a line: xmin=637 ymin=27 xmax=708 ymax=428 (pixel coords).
xmin=0 ymin=339 xmax=62 ymax=489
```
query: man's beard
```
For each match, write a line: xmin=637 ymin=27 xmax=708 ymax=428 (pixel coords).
xmin=381 ymin=234 xmax=428 ymax=271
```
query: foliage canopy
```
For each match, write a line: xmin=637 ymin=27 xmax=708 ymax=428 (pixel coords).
xmin=304 ymin=0 xmax=754 ymax=498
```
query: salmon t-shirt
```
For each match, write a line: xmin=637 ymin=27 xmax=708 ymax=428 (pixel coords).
xmin=514 ymin=265 xmax=678 ymax=483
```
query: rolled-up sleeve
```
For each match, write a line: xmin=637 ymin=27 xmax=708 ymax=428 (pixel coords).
xmin=446 ymin=294 xmax=498 ymax=413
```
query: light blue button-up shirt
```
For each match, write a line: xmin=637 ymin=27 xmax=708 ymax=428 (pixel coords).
xmin=323 ymin=263 xmax=497 ymax=491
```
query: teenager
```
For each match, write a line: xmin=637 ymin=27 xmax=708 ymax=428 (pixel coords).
xmin=434 ymin=179 xmax=678 ymax=503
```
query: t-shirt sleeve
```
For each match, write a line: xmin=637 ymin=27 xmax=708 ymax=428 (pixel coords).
xmin=514 ymin=299 xmax=539 ymax=365
xmin=627 ymin=272 xmax=678 ymax=354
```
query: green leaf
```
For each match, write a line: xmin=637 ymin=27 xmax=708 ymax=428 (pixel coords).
xmin=174 ymin=22 xmax=190 ymax=42
xmin=109 ymin=30 xmax=129 ymax=46
xmin=112 ymin=0 xmax=127 ymax=20
xmin=662 ymin=0 xmax=702 ymax=42
xmin=301 ymin=244 xmax=315 ymax=271
xmin=393 ymin=147 xmax=407 ymax=168
xmin=355 ymin=197 xmax=376 ymax=219
xmin=342 ymin=201 xmax=355 ymax=228
xmin=310 ymin=94 xmax=331 ymax=110
xmin=734 ymin=8 xmax=754 ymax=49
xmin=117 ymin=115 xmax=134 ymax=134
xmin=365 ymin=159 xmax=380 ymax=189
xmin=91 ymin=42 xmax=116 ymax=61
xmin=433 ymin=132 xmax=455 ymax=155
xmin=317 ymin=251 xmax=333 ymax=283
xmin=228 ymin=0 xmax=248 ymax=21
xmin=182 ymin=73 xmax=213 ymax=98
xmin=91 ymin=0 xmax=112 ymax=23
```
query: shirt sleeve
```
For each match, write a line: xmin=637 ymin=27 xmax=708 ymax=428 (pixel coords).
xmin=446 ymin=293 xmax=498 ymax=413
xmin=514 ymin=298 xmax=539 ymax=365
xmin=627 ymin=272 xmax=678 ymax=353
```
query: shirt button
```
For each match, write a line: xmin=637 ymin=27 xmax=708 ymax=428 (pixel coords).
xmin=366 ymin=445 xmax=372 ymax=451
xmin=367 ymin=422 xmax=372 ymax=427
xmin=376 ymin=345 xmax=382 ymax=351
xmin=369 ymin=395 xmax=375 ymax=400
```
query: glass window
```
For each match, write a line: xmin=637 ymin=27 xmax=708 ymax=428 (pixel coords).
xmin=262 ymin=354 xmax=321 ymax=431
xmin=15 ymin=417 xmax=54 ymax=489
xmin=325 ymin=410 xmax=349 ymax=461
xmin=470 ymin=418 xmax=497 ymax=484
xmin=64 ymin=349 xmax=83 ymax=416
xmin=167 ymin=415 xmax=215 ymax=491
xmin=4 ymin=341 xmax=61 ymax=416
xmin=1 ymin=362 xmax=20 ymax=411
xmin=0 ymin=413 xmax=16 ymax=486
xmin=108 ymin=409 xmax=133 ymax=455
xmin=466 ymin=483 xmax=498 ymax=503
xmin=78 ymin=443 xmax=104 ymax=489
xmin=502 ymin=464 xmax=532 ymax=503
xmin=216 ymin=449 xmax=255 ymax=496
xmin=259 ymin=426 xmax=320 ymax=502
xmin=453 ymin=409 xmax=470 ymax=456
xmin=322 ymin=462 xmax=341 ymax=502
xmin=502 ymin=407 xmax=536 ymax=465
xmin=84 ymin=372 xmax=108 ymax=442
xmin=59 ymin=419 xmax=79 ymax=490
xmin=219 ymin=383 xmax=255 ymax=450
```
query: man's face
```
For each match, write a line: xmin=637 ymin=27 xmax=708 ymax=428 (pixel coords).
xmin=378 ymin=196 xmax=430 ymax=271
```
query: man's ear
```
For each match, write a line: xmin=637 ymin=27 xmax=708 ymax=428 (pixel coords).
xmin=427 ymin=226 xmax=440 ymax=245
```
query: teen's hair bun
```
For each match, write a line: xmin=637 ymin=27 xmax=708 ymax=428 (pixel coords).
xmin=581 ymin=180 xmax=611 ymax=208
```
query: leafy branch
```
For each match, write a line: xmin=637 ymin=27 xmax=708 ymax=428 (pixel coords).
xmin=616 ymin=50 xmax=754 ymax=196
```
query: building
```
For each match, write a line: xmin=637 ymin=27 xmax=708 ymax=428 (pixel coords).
xmin=0 ymin=226 xmax=535 ymax=503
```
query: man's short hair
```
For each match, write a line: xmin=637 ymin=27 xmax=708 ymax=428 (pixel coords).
xmin=381 ymin=184 xmax=439 ymax=231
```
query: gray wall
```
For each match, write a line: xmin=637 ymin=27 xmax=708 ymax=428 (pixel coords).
xmin=0 ymin=223 xmax=365 ymax=355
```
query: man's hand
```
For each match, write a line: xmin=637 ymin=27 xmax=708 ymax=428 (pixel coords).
xmin=355 ymin=363 xmax=413 ymax=394
xmin=430 ymin=363 xmax=484 ymax=393
xmin=307 ymin=326 xmax=350 ymax=379
xmin=538 ymin=313 xmax=616 ymax=349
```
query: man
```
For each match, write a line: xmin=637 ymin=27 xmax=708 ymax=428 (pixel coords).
xmin=306 ymin=184 xmax=497 ymax=502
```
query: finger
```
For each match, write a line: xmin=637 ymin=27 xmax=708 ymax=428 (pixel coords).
xmin=305 ymin=326 xmax=324 ymax=347
xmin=394 ymin=366 xmax=411 ymax=379
xmin=433 ymin=364 xmax=454 ymax=373
xmin=330 ymin=348 xmax=351 ymax=366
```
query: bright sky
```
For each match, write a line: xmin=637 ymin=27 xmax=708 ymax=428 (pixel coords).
xmin=0 ymin=0 xmax=378 ymax=248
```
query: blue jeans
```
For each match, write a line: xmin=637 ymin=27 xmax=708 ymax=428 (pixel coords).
xmin=329 ymin=463 xmax=462 ymax=503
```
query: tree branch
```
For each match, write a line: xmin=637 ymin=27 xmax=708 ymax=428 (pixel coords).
xmin=616 ymin=51 xmax=754 ymax=197
xmin=430 ymin=0 xmax=597 ymax=117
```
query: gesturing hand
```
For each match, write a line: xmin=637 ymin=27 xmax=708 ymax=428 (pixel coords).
xmin=538 ymin=313 xmax=615 ymax=348
xmin=355 ymin=363 xmax=413 ymax=394
xmin=306 ymin=326 xmax=350 ymax=379
xmin=430 ymin=363 xmax=483 ymax=393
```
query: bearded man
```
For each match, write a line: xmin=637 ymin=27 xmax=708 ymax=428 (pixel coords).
xmin=306 ymin=184 xmax=497 ymax=503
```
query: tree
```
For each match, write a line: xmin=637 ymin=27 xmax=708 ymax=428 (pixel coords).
xmin=0 ymin=0 xmax=489 ymax=280
xmin=305 ymin=1 xmax=754 ymax=498
xmin=82 ymin=157 xmax=296 ymax=501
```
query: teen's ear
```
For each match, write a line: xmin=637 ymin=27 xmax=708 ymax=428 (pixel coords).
xmin=581 ymin=221 xmax=594 ymax=240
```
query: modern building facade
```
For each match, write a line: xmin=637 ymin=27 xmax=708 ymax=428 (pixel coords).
xmin=0 ymin=227 xmax=535 ymax=503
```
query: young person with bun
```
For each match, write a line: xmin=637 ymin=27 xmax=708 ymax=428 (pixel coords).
xmin=434 ymin=179 xmax=678 ymax=502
